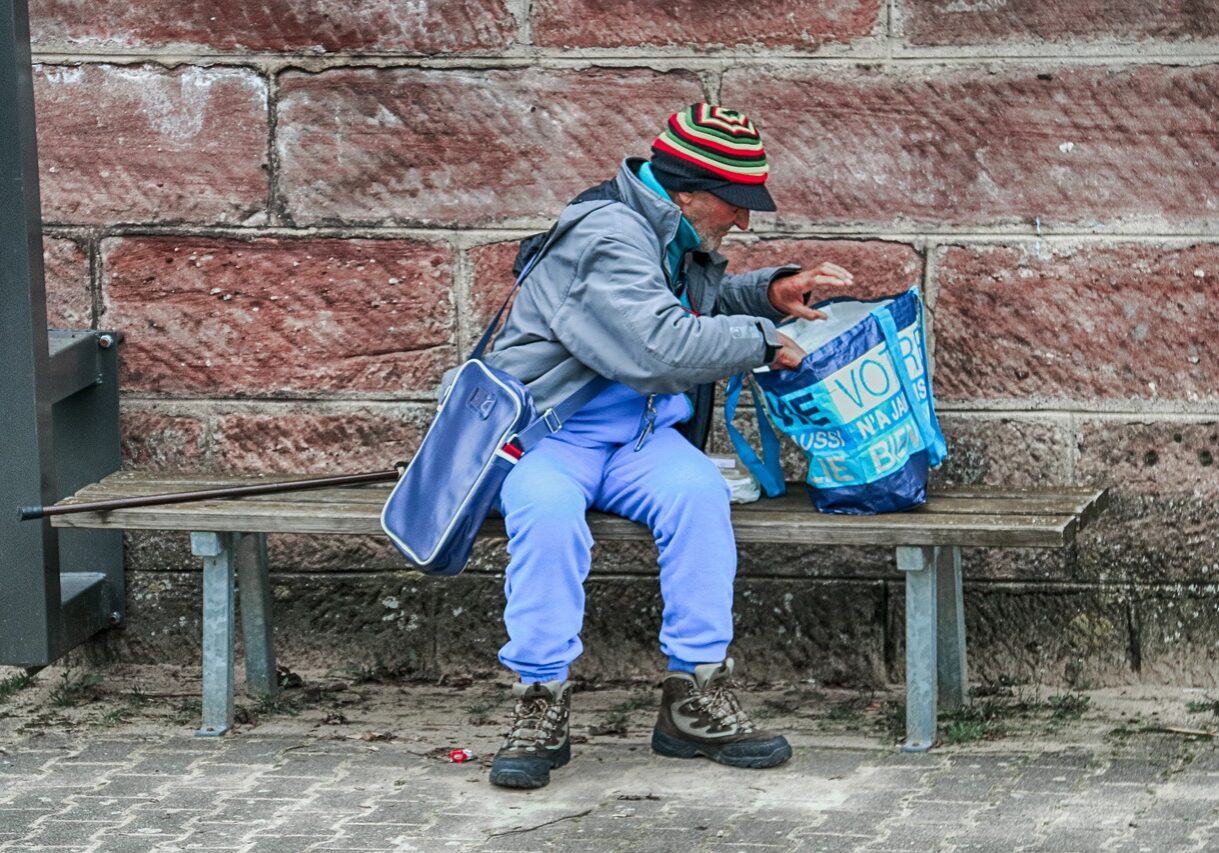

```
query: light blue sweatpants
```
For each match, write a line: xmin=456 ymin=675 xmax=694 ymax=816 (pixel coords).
xmin=496 ymin=386 xmax=737 ymax=683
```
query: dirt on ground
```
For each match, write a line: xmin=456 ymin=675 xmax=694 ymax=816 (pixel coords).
xmin=2 ymin=661 xmax=1217 ymax=761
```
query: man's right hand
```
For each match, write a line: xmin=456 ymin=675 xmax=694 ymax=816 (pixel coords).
xmin=769 ymin=332 xmax=805 ymax=371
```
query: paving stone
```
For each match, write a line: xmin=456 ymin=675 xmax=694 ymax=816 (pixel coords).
xmin=863 ymin=821 xmax=960 ymax=850
xmin=17 ymin=819 xmax=109 ymax=847
xmin=59 ymin=740 xmax=151 ymax=765
xmin=1117 ymin=819 xmax=1208 ymax=847
xmin=903 ymin=799 xmax=988 ymax=824
xmin=174 ymin=821 xmax=252 ymax=848
xmin=792 ymin=837 xmax=881 ymax=853
xmin=342 ymin=803 xmax=429 ymax=827
xmin=194 ymin=798 xmax=297 ymax=824
xmin=0 ymin=788 xmax=74 ymax=809
xmin=90 ymin=837 xmax=190 ymax=853
xmin=94 ymin=773 xmax=179 ymax=798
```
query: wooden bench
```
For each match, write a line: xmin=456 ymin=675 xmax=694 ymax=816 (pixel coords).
xmin=50 ymin=471 xmax=1108 ymax=751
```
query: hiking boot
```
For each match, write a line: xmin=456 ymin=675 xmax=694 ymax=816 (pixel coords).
xmin=652 ymin=658 xmax=791 ymax=769
xmin=489 ymin=679 xmax=572 ymax=789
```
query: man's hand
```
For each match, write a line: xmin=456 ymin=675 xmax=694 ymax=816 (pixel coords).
xmin=769 ymin=331 xmax=805 ymax=371
xmin=767 ymin=262 xmax=855 ymax=321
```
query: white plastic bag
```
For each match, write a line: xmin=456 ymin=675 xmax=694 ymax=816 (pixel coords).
xmin=706 ymin=454 xmax=762 ymax=504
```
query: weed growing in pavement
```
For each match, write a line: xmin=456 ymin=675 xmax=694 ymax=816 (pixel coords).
xmin=0 ymin=672 xmax=36 ymax=704
xmin=944 ymin=718 xmax=989 ymax=745
xmin=171 ymin=698 xmax=202 ymax=726
xmin=251 ymin=693 xmax=301 ymax=717
xmin=99 ymin=706 xmax=133 ymax=727
xmin=941 ymin=699 xmax=1009 ymax=744
xmin=1048 ymin=692 xmax=1091 ymax=723
xmin=876 ymin=700 xmax=906 ymax=742
xmin=49 ymin=669 xmax=103 ymax=708
xmin=1186 ymin=696 xmax=1219 ymax=718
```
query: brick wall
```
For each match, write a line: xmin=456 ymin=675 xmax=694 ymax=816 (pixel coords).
xmin=30 ymin=0 xmax=1219 ymax=688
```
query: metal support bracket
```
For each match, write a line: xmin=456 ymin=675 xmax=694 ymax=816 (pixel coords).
xmin=193 ymin=532 xmax=235 ymax=737
xmin=935 ymin=546 xmax=969 ymax=712
xmin=236 ymin=533 xmax=277 ymax=700
xmin=192 ymin=531 xmax=277 ymax=736
xmin=896 ymin=544 xmax=969 ymax=752
xmin=897 ymin=545 xmax=938 ymax=752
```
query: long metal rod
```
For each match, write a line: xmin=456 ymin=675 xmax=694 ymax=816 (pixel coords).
xmin=18 ymin=469 xmax=401 ymax=521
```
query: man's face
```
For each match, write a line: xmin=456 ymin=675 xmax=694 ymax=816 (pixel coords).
xmin=672 ymin=191 xmax=751 ymax=253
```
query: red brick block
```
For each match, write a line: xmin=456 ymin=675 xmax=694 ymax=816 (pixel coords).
xmin=121 ymin=409 xmax=207 ymax=469
xmin=724 ymin=65 xmax=1219 ymax=228
xmin=30 ymin=0 xmax=516 ymax=54
xmin=1076 ymin=420 xmax=1219 ymax=497
xmin=43 ymin=236 xmax=91 ymax=328
xmin=900 ymin=0 xmax=1219 ymax=47
xmin=276 ymin=67 xmax=703 ymax=226
xmin=933 ymin=242 xmax=1218 ymax=404
xmin=721 ymin=238 xmax=922 ymax=302
xmin=212 ymin=407 xmax=431 ymax=474
xmin=35 ymin=64 xmax=268 ymax=225
xmin=533 ymin=0 xmax=880 ymax=49
xmin=467 ymin=241 xmax=522 ymax=340
xmin=102 ymin=237 xmax=456 ymax=397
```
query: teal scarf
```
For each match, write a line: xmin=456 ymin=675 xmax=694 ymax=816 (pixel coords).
xmin=638 ymin=162 xmax=700 ymax=290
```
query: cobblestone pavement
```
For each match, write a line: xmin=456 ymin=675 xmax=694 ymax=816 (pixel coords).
xmin=1 ymin=671 xmax=1217 ymax=852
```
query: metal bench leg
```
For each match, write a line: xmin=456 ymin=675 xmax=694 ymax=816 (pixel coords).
xmin=935 ymin=546 xmax=968 ymax=712
xmin=236 ymin=533 xmax=277 ymax=699
xmin=191 ymin=532 xmax=236 ymax=737
xmin=897 ymin=545 xmax=938 ymax=752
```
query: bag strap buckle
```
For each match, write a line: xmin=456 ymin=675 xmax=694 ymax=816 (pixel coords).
xmin=541 ymin=409 xmax=562 ymax=433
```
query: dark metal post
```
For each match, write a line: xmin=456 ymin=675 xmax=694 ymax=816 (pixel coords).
xmin=0 ymin=0 xmax=61 ymax=665
xmin=0 ymin=0 xmax=122 ymax=665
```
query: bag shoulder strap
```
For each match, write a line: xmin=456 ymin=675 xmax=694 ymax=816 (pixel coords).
xmin=514 ymin=375 xmax=611 ymax=451
xmin=471 ymin=183 xmax=624 ymax=447
xmin=470 ymin=190 xmax=621 ymax=361
xmin=724 ymin=373 xmax=787 ymax=498
xmin=873 ymin=294 xmax=947 ymax=466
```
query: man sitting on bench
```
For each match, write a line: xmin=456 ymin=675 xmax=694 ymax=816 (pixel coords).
xmin=483 ymin=103 xmax=855 ymax=789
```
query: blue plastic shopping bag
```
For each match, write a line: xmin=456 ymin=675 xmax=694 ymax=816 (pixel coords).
xmin=725 ymin=287 xmax=947 ymax=515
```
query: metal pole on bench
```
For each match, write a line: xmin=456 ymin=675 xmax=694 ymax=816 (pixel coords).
xmin=18 ymin=468 xmax=401 ymax=521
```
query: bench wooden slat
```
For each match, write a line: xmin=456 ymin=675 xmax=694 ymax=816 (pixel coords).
xmin=61 ymin=472 xmax=1111 ymax=506
xmin=63 ymin=481 xmax=1090 ymax=516
xmin=63 ymin=474 xmax=1106 ymax=517
xmin=48 ymin=472 xmax=1104 ymax=548
xmin=51 ymin=500 xmax=1080 ymax=548
xmin=80 ymin=471 xmax=1108 ymax=502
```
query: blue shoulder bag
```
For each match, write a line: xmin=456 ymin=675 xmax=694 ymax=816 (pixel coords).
xmin=380 ymin=236 xmax=609 ymax=576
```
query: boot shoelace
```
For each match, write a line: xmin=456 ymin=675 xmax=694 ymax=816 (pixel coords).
xmin=694 ymin=682 xmax=756 ymax=734
xmin=505 ymin=697 xmax=566 ymax=751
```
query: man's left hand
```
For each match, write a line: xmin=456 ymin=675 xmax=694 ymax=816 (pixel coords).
xmin=767 ymin=262 xmax=855 ymax=321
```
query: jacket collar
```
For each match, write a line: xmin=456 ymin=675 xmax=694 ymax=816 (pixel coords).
xmin=612 ymin=158 xmax=730 ymax=273
xmin=617 ymin=157 xmax=683 ymax=248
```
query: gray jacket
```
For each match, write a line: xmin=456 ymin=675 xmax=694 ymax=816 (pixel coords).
xmin=485 ymin=158 xmax=796 ymax=414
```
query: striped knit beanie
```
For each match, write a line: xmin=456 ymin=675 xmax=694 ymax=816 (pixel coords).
xmin=650 ymin=103 xmax=776 ymax=212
